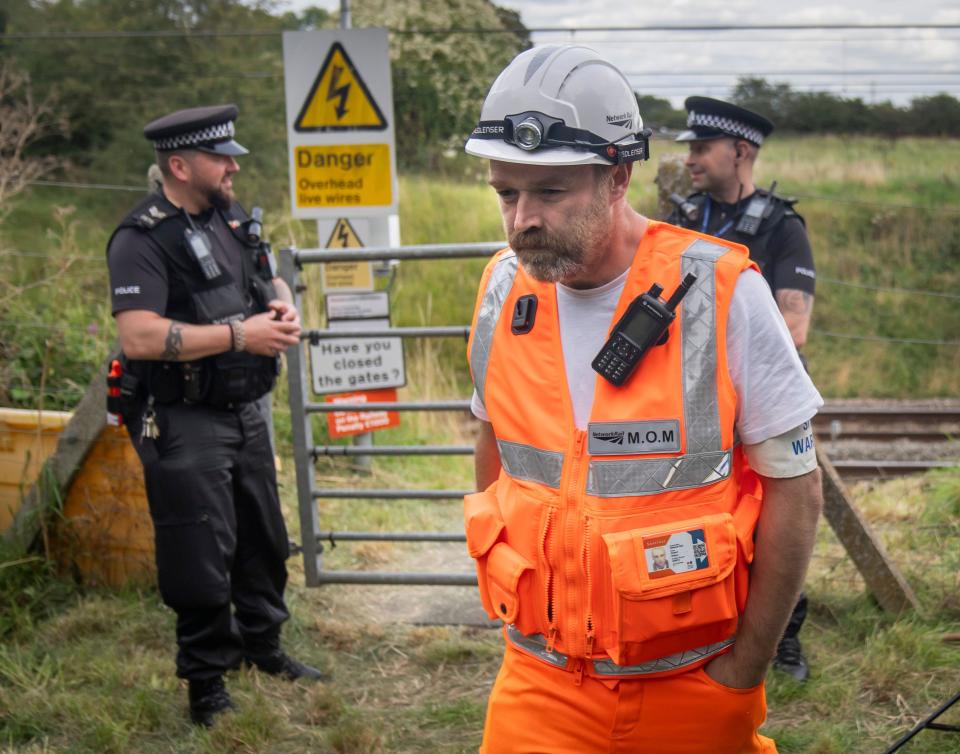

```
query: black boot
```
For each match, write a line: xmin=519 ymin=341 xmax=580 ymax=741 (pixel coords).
xmin=188 ymin=675 xmax=235 ymax=727
xmin=773 ymin=594 xmax=810 ymax=682
xmin=245 ymin=648 xmax=328 ymax=681
xmin=773 ymin=635 xmax=809 ymax=681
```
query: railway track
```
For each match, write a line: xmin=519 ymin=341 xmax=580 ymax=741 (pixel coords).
xmin=813 ymin=402 xmax=960 ymax=443
xmin=813 ymin=400 xmax=959 ymax=481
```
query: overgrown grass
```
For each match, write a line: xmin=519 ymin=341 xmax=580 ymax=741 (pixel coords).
xmin=1 ymin=467 xmax=958 ymax=752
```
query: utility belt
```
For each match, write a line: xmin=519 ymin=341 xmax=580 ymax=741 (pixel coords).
xmin=504 ymin=624 xmax=734 ymax=683
xmin=118 ymin=352 xmax=277 ymax=411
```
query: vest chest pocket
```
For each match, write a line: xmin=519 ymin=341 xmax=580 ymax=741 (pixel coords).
xmin=464 ymin=490 xmax=537 ymax=632
xmin=601 ymin=512 xmax=739 ymax=666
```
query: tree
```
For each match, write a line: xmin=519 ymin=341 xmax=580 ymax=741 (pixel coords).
xmin=731 ymin=77 xmax=793 ymax=124
xmin=352 ymin=0 xmax=531 ymax=169
xmin=0 ymin=60 xmax=67 ymax=219
xmin=908 ymin=94 xmax=960 ymax=137
xmin=634 ymin=94 xmax=685 ymax=131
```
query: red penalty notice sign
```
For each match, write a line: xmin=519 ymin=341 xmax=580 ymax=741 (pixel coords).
xmin=326 ymin=388 xmax=400 ymax=438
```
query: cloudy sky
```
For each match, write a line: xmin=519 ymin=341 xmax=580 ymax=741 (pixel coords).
xmin=277 ymin=0 xmax=960 ymax=106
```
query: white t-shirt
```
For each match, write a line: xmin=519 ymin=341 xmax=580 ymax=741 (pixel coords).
xmin=471 ymin=268 xmax=823 ymax=472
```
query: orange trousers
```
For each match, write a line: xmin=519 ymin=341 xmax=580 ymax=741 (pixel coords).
xmin=480 ymin=645 xmax=778 ymax=754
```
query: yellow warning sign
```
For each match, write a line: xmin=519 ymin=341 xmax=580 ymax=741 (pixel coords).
xmin=295 ymin=144 xmax=392 ymax=209
xmin=295 ymin=42 xmax=387 ymax=132
xmin=323 ymin=218 xmax=373 ymax=290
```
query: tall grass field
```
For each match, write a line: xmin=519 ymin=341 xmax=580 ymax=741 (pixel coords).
xmin=0 ymin=136 xmax=958 ymax=752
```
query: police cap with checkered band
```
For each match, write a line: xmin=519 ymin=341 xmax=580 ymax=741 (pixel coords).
xmin=144 ymin=104 xmax=248 ymax=156
xmin=675 ymin=97 xmax=774 ymax=147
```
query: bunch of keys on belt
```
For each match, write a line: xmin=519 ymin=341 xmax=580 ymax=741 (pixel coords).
xmin=141 ymin=396 xmax=160 ymax=442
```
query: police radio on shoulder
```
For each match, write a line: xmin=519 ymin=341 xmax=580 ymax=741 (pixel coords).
xmin=181 ymin=210 xmax=221 ymax=281
xmin=246 ymin=206 xmax=278 ymax=280
xmin=735 ymin=181 xmax=778 ymax=236
xmin=592 ymin=273 xmax=698 ymax=386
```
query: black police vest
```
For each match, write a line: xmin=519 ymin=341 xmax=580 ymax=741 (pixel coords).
xmin=666 ymin=189 xmax=805 ymax=265
xmin=109 ymin=193 xmax=278 ymax=408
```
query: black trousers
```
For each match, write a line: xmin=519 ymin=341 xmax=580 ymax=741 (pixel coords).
xmin=128 ymin=400 xmax=290 ymax=680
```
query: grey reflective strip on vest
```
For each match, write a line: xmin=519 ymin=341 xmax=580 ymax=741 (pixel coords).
xmin=587 ymin=449 xmax=731 ymax=497
xmin=470 ymin=251 xmax=518 ymax=411
xmin=586 ymin=239 xmax=730 ymax=496
xmin=590 ymin=636 xmax=735 ymax=677
xmin=505 ymin=624 xmax=734 ymax=677
xmin=498 ymin=439 xmax=564 ymax=489
xmin=680 ymin=239 xmax=726 ymax=455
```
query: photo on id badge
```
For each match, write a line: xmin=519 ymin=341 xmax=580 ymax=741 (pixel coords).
xmin=644 ymin=528 xmax=709 ymax=579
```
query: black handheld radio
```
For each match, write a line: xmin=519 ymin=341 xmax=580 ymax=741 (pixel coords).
xmin=591 ymin=273 xmax=698 ymax=386
xmin=735 ymin=181 xmax=778 ymax=236
xmin=182 ymin=210 xmax=221 ymax=281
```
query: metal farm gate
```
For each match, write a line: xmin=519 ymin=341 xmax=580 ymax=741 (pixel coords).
xmin=279 ymin=242 xmax=499 ymax=587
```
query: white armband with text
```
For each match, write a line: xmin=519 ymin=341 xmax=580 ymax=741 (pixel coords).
xmin=743 ymin=420 xmax=818 ymax=478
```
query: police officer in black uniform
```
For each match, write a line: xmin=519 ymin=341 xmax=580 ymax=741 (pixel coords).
xmin=106 ymin=104 xmax=325 ymax=727
xmin=667 ymin=97 xmax=816 ymax=682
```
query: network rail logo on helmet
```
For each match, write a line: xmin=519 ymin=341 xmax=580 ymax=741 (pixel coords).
xmin=464 ymin=45 xmax=651 ymax=166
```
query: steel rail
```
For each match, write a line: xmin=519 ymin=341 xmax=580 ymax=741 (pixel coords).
xmin=304 ymin=325 xmax=470 ymax=340
xmin=814 ymin=402 xmax=960 ymax=443
xmin=314 ymin=570 xmax=477 ymax=586
xmin=317 ymin=531 xmax=466 ymax=543
xmin=311 ymin=444 xmax=473 ymax=458
xmin=312 ymin=489 xmax=472 ymax=500
xmin=294 ymin=242 xmax=500 ymax=264
xmin=306 ymin=400 xmax=471 ymax=413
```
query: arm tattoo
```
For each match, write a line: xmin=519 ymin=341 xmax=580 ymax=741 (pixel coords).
xmin=161 ymin=322 xmax=184 ymax=360
xmin=776 ymin=289 xmax=814 ymax=315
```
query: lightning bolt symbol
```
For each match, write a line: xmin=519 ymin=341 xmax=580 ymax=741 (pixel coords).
xmin=327 ymin=65 xmax=350 ymax=120
xmin=337 ymin=222 xmax=350 ymax=247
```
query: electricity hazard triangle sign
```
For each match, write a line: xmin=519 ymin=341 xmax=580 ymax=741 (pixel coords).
xmin=325 ymin=218 xmax=363 ymax=248
xmin=295 ymin=42 xmax=387 ymax=132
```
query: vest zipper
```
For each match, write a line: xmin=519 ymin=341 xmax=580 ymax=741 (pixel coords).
xmin=539 ymin=507 xmax=558 ymax=650
xmin=582 ymin=514 xmax=595 ymax=655
xmin=562 ymin=431 xmax=587 ymax=657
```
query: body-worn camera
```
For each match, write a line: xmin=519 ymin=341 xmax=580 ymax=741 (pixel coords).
xmin=669 ymin=193 xmax=700 ymax=224
xmin=246 ymin=206 xmax=278 ymax=281
xmin=592 ymin=273 xmax=698 ymax=386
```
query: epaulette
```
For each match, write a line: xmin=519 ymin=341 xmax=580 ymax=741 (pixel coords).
xmin=134 ymin=202 xmax=173 ymax=229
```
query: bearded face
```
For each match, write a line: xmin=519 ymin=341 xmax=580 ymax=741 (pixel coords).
xmin=182 ymin=151 xmax=238 ymax=211
xmin=507 ymin=175 xmax=613 ymax=284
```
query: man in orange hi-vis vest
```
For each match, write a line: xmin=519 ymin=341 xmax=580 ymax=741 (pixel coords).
xmin=463 ymin=45 xmax=824 ymax=754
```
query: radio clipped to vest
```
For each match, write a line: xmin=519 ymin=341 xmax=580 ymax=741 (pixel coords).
xmin=182 ymin=210 xmax=222 ymax=281
xmin=592 ymin=273 xmax=698 ymax=386
xmin=735 ymin=181 xmax=778 ymax=236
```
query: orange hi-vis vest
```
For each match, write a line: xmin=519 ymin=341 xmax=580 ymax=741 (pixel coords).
xmin=465 ymin=221 xmax=764 ymax=680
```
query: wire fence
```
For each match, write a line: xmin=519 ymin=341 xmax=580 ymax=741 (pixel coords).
xmin=3 ymin=20 xmax=960 ymax=100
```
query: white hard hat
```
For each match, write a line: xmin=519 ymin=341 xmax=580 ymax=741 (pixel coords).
xmin=465 ymin=45 xmax=650 ymax=166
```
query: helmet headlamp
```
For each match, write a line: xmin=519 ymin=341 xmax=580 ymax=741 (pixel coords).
xmin=514 ymin=117 xmax=544 ymax=150
xmin=468 ymin=110 xmax=650 ymax=165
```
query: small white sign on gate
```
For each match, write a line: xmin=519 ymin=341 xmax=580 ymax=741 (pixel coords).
xmin=310 ymin=320 xmax=406 ymax=395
